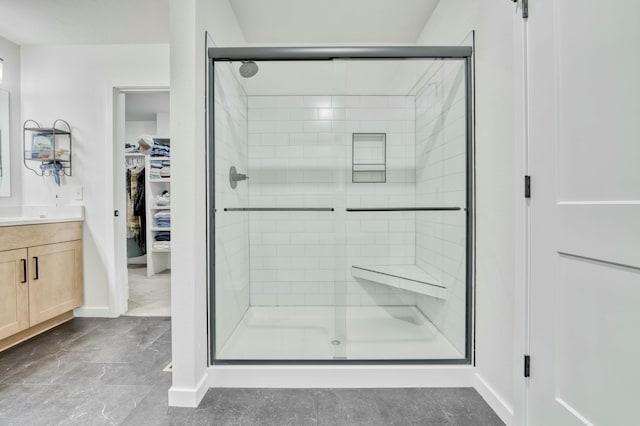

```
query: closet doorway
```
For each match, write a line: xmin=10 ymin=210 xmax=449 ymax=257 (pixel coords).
xmin=114 ymin=88 xmax=171 ymax=317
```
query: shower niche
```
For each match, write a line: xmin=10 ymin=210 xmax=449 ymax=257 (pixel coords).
xmin=352 ymin=133 xmax=386 ymax=183
xmin=209 ymin=47 xmax=472 ymax=363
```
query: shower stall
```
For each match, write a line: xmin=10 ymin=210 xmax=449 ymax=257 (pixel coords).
xmin=208 ymin=47 xmax=473 ymax=363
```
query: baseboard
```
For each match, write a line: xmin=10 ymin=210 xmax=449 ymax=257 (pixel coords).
xmin=207 ymin=365 xmax=474 ymax=388
xmin=474 ymin=372 xmax=514 ymax=425
xmin=73 ymin=306 xmax=115 ymax=318
xmin=168 ymin=373 xmax=209 ymax=407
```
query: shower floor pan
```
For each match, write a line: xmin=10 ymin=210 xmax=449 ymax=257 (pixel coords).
xmin=217 ymin=305 xmax=462 ymax=361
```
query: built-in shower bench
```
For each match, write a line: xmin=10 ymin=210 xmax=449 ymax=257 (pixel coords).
xmin=351 ymin=264 xmax=446 ymax=299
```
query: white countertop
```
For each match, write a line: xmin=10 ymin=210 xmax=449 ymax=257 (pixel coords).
xmin=0 ymin=205 xmax=84 ymax=227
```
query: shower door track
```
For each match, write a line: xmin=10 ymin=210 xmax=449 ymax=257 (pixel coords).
xmin=208 ymin=46 xmax=475 ymax=366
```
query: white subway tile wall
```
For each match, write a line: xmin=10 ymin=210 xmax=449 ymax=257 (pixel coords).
xmin=414 ymin=61 xmax=468 ymax=354
xmin=247 ymin=95 xmax=419 ymax=307
xmin=214 ymin=63 xmax=251 ymax=350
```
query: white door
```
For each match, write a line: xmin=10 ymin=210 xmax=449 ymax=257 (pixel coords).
xmin=527 ymin=1 xmax=640 ymax=425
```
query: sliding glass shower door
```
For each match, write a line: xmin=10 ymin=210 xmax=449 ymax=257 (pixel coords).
xmin=212 ymin=59 xmax=349 ymax=360
xmin=210 ymin=48 xmax=472 ymax=363
xmin=342 ymin=59 xmax=469 ymax=360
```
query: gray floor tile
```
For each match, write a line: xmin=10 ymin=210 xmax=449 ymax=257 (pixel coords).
xmin=0 ymin=318 xmax=504 ymax=426
xmin=427 ymin=388 xmax=505 ymax=426
xmin=191 ymin=389 xmax=317 ymax=426
xmin=317 ymin=388 xmax=449 ymax=426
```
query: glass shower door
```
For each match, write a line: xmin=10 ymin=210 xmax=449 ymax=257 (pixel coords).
xmin=212 ymin=59 xmax=349 ymax=361
xmin=341 ymin=58 xmax=469 ymax=360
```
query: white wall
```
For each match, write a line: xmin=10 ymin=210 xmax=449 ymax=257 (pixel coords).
xmin=416 ymin=0 xmax=516 ymax=422
xmin=0 ymin=35 xmax=21 ymax=204
xmin=20 ymin=44 xmax=170 ymax=317
xmin=169 ymin=0 xmax=246 ymax=407
xmin=125 ymin=121 xmax=157 ymax=145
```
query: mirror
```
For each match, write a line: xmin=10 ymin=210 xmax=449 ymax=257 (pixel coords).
xmin=0 ymin=89 xmax=9 ymax=196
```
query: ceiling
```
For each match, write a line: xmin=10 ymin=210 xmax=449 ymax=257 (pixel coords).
xmin=0 ymin=0 xmax=169 ymax=45
xmin=0 ymin=0 xmax=439 ymax=46
xmin=230 ymin=0 xmax=440 ymax=44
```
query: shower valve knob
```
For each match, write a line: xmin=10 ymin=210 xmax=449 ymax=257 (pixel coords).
xmin=229 ymin=166 xmax=249 ymax=189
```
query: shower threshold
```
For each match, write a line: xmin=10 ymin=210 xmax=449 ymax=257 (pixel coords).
xmin=217 ymin=305 xmax=462 ymax=361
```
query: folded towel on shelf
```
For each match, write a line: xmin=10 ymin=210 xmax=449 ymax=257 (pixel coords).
xmin=155 ymin=218 xmax=171 ymax=228
xmin=149 ymin=164 xmax=163 ymax=179
xmin=154 ymin=231 xmax=171 ymax=242
xmin=152 ymin=241 xmax=171 ymax=250
xmin=153 ymin=210 xmax=171 ymax=218
xmin=151 ymin=142 xmax=170 ymax=157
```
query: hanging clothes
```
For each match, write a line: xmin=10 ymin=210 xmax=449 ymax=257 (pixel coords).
xmin=133 ymin=168 xmax=146 ymax=254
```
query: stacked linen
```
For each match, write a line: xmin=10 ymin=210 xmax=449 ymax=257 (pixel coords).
xmin=154 ymin=210 xmax=171 ymax=228
xmin=160 ymin=161 xmax=170 ymax=178
xmin=153 ymin=231 xmax=171 ymax=250
xmin=149 ymin=162 xmax=163 ymax=179
xmin=151 ymin=141 xmax=170 ymax=157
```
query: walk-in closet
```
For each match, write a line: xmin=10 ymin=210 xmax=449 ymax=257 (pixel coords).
xmin=120 ymin=90 xmax=171 ymax=316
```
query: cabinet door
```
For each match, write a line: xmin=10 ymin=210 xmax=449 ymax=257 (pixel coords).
xmin=28 ymin=240 xmax=83 ymax=325
xmin=0 ymin=249 xmax=29 ymax=340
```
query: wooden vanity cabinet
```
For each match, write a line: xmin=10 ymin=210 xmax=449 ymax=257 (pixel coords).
xmin=0 ymin=248 xmax=29 ymax=340
xmin=0 ymin=222 xmax=83 ymax=351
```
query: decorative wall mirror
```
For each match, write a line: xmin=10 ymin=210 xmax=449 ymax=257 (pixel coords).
xmin=0 ymin=89 xmax=10 ymax=197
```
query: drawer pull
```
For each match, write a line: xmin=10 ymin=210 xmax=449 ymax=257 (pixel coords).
xmin=33 ymin=257 xmax=39 ymax=280
xmin=21 ymin=259 xmax=27 ymax=283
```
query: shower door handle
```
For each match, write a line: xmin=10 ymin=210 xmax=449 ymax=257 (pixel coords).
xmin=224 ymin=207 xmax=334 ymax=212
xmin=346 ymin=207 xmax=462 ymax=212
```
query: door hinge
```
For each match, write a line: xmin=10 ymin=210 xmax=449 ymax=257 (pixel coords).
xmin=524 ymin=355 xmax=531 ymax=377
xmin=524 ymin=175 xmax=531 ymax=198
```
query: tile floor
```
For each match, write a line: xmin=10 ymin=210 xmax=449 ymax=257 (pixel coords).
xmin=218 ymin=306 xmax=463 ymax=360
xmin=126 ymin=265 xmax=171 ymax=316
xmin=0 ymin=317 xmax=504 ymax=425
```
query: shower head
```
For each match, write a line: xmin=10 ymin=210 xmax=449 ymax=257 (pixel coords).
xmin=239 ymin=61 xmax=259 ymax=78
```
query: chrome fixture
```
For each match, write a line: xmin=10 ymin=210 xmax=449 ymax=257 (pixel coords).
xmin=239 ymin=61 xmax=259 ymax=78
xmin=229 ymin=166 xmax=248 ymax=189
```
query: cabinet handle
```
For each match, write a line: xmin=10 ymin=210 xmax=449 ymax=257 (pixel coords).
xmin=33 ymin=257 xmax=39 ymax=280
xmin=21 ymin=259 xmax=27 ymax=283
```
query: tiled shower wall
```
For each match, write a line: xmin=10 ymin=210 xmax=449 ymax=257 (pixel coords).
xmin=246 ymin=95 xmax=419 ymax=306
xmin=213 ymin=63 xmax=251 ymax=349
xmin=414 ymin=60 xmax=468 ymax=354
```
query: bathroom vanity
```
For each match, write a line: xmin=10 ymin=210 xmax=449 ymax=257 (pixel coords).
xmin=0 ymin=217 xmax=83 ymax=352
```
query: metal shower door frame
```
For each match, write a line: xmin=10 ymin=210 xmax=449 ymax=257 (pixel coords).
xmin=207 ymin=46 xmax=474 ymax=366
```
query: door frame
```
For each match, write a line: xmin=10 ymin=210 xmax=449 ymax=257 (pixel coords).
xmin=513 ymin=2 xmax=531 ymax=424
xmin=111 ymin=86 xmax=170 ymax=317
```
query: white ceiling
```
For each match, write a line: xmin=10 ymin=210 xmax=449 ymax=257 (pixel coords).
xmin=230 ymin=0 xmax=440 ymax=44
xmin=0 ymin=0 xmax=439 ymax=46
xmin=0 ymin=0 xmax=169 ymax=45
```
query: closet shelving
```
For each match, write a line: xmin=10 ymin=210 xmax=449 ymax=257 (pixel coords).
xmin=146 ymin=155 xmax=171 ymax=276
